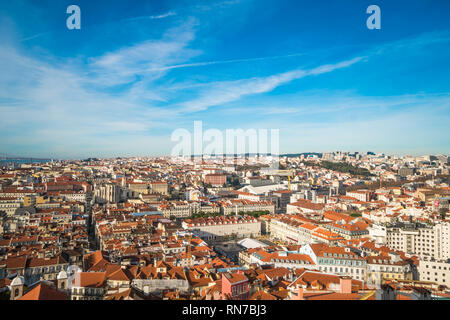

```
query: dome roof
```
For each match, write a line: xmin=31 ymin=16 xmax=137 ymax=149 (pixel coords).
xmin=11 ymin=276 xmax=24 ymax=286
xmin=57 ymin=270 xmax=68 ymax=280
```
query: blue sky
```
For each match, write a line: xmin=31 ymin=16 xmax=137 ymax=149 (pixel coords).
xmin=0 ymin=0 xmax=449 ymax=159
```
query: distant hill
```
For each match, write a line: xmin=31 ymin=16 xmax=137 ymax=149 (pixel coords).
xmin=281 ymin=153 xmax=323 ymax=158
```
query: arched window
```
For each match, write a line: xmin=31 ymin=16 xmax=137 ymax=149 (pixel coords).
xmin=15 ymin=288 xmax=19 ymax=297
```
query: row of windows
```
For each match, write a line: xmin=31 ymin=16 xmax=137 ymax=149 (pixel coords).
xmin=426 ymin=265 xmax=448 ymax=270
xmin=369 ymin=266 xmax=405 ymax=273
xmin=318 ymin=259 xmax=364 ymax=266
xmin=28 ymin=265 xmax=65 ymax=274
xmin=323 ymin=253 xmax=352 ymax=258
xmin=424 ymin=277 xmax=446 ymax=282
xmin=273 ymin=259 xmax=310 ymax=264
xmin=72 ymin=287 xmax=104 ymax=295
xmin=424 ymin=271 xmax=449 ymax=276
xmin=232 ymin=284 xmax=247 ymax=295
xmin=320 ymin=266 xmax=365 ymax=275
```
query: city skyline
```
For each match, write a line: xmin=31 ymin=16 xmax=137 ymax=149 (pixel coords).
xmin=1 ymin=0 xmax=450 ymax=158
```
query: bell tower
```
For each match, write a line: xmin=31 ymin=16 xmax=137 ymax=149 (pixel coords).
xmin=10 ymin=276 xmax=25 ymax=300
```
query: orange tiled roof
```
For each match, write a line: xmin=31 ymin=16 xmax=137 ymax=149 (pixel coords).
xmin=19 ymin=283 xmax=68 ymax=300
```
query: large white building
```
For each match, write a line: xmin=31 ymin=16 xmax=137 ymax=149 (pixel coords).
xmin=219 ymin=199 xmax=275 ymax=215
xmin=269 ymin=215 xmax=343 ymax=246
xmin=302 ymin=243 xmax=368 ymax=282
xmin=418 ymin=257 xmax=450 ymax=286
xmin=182 ymin=216 xmax=261 ymax=241
xmin=385 ymin=221 xmax=450 ymax=260
xmin=160 ymin=201 xmax=191 ymax=219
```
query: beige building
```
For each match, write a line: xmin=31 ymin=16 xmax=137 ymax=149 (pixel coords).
xmin=127 ymin=182 xmax=150 ymax=194
xmin=386 ymin=221 xmax=450 ymax=260
xmin=418 ymin=257 xmax=450 ymax=287
xmin=94 ymin=184 xmax=120 ymax=203
xmin=160 ymin=201 xmax=191 ymax=219
xmin=150 ymin=181 xmax=169 ymax=195
xmin=220 ymin=199 xmax=275 ymax=215
xmin=0 ymin=198 xmax=21 ymax=216
xmin=71 ymin=272 xmax=107 ymax=300
xmin=365 ymin=254 xmax=413 ymax=287
xmin=182 ymin=216 xmax=261 ymax=241
xmin=269 ymin=216 xmax=343 ymax=246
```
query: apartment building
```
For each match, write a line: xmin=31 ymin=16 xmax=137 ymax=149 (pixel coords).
xmin=182 ymin=216 xmax=261 ymax=241
xmin=325 ymin=220 xmax=370 ymax=240
xmin=418 ymin=257 xmax=450 ymax=286
xmin=127 ymin=182 xmax=150 ymax=195
xmin=150 ymin=181 xmax=169 ymax=195
xmin=219 ymin=199 xmax=275 ymax=215
xmin=0 ymin=198 xmax=21 ymax=216
xmin=365 ymin=254 xmax=413 ymax=287
xmin=242 ymin=248 xmax=316 ymax=270
xmin=286 ymin=199 xmax=325 ymax=215
xmin=205 ymin=174 xmax=226 ymax=187
xmin=272 ymin=190 xmax=293 ymax=212
xmin=221 ymin=272 xmax=249 ymax=300
xmin=160 ymin=201 xmax=191 ymax=219
xmin=71 ymin=272 xmax=108 ymax=300
xmin=434 ymin=221 xmax=450 ymax=260
xmin=346 ymin=190 xmax=374 ymax=202
xmin=59 ymin=191 xmax=87 ymax=202
xmin=386 ymin=222 xmax=450 ymax=259
xmin=24 ymin=255 xmax=69 ymax=285
xmin=302 ymin=244 xmax=367 ymax=282
xmin=269 ymin=216 xmax=343 ymax=246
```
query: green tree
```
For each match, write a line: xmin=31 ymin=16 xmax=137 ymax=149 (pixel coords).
xmin=439 ymin=207 xmax=447 ymax=220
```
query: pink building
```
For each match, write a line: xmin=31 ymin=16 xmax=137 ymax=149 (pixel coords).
xmin=205 ymin=174 xmax=226 ymax=186
xmin=221 ymin=272 xmax=249 ymax=300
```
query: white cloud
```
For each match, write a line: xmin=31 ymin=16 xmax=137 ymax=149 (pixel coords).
xmin=123 ymin=11 xmax=177 ymax=22
xmin=87 ymin=19 xmax=200 ymax=87
xmin=179 ymin=57 xmax=364 ymax=112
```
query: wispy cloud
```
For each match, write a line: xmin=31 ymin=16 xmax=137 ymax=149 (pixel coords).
xmin=20 ymin=31 xmax=52 ymax=42
xmin=19 ymin=11 xmax=177 ymax=43
xmin=370 ymin=30 xmax=450 ymax=55
xmin=221 ymin=92 xmax=450 ymax=117
xmin=179 ymin=57 xmax=364 ymax=112
xmin=123 ymin=11 xmax=177 ymax=22
xmin=86 ymin=19 xmax=199 ymax=87
xmin=2 ymin=1 xmax=450 ymax=159
xmin=135 ymin=52 xmax=306 ymax=73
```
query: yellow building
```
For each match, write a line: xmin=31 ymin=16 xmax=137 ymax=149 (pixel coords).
xmin=366 ymin=255 xmax=413 ymax=286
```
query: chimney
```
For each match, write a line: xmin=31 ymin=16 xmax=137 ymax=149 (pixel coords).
xmin=340 ymin=277 xmax=352 ymax=294
xmin=293 ymin=287 xmax=304 ymax=300
xmin=298 ymin=287 xmax=304 ymax=300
